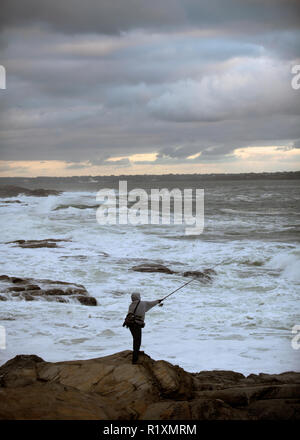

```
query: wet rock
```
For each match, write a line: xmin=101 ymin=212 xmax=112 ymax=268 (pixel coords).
xmin=0 ymin=351 xmax=299 ymax=420
xmin=141 ymin=398 xmax=240 ymax=420
xmin=1 ymin=200 xmax=22 ymax=204
xmin=56 ymin=298 xmax=68 ymax=304
xmin=0 ymin=355 xmax=44 ymax=388
xmin=25 ymin=285 xmax=41 ymax=291
xmin=189 ymin=398 xmax=243 ymax=420
xmin=193 ymin=370 xmax=245 ymax=387
xmin=0 ymin=185 xmax=61 ymax=197
xmin=43 ymin=288 xmax=66 ymax=296
xmin=245 ymin=372 xmax=300 ymax=385
xmin=141 ymin=401 xmax=191 ymax=420
xmin=203 ymin=268 xmax=217 ymax=275
xmin=65 ymin=287 xmax=86 ymax=295
xmin=197 ymin=387 xmax=251 ymax=407
xmin=183 ymin=268 xmax=216 ymax=281
xmin=11 ymin=277 xmax=24 ymax=283
xmin=0 ymin=275 xmax=97 ymax=306
xmin=7 ymin=284 xmax=40 ymax=292
xmin=247 ymin=398 xmax=300 ymax=420
xmin=131 ymin=263 xmax=176 ymax=274
xmin=183 ymin=270 xmax=205 ymax=278
xmin=130 ymin=264 xmax=217 ymax=280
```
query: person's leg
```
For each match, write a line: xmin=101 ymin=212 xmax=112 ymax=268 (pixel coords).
xmin=130 ymin=324 xmax=142 ymax=363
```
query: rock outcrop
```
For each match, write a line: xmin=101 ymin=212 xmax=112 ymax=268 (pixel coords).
xmin=131 ymin=263 xmax=176 ymax=274
xmin=131 ymin=263 xmax=216 ymax=282
xmin=0 ymin=275 xmax=97 ymax=306
xmin=0 ymin=351 xmax=299 ymax=420
xmin=0 ymin=185 xmax=61 ymax=197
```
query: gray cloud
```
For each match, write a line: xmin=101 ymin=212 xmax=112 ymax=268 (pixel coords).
xmin=88 ymin=158 xmax=131 ymax=167
xmin=65 ymin=162 xmax=89 ymax=170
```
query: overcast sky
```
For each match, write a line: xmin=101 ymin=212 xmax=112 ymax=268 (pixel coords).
xmin=0 ymin=0 xmax=300 ymax=176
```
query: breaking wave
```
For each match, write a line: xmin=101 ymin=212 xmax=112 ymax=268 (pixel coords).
xmin=267 ymin=249 xmax=300 ymax=282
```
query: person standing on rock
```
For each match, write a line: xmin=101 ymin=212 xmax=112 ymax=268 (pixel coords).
xmin=124 ymin=292 xmax=162 ymax=364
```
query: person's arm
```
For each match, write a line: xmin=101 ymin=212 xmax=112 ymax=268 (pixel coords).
xmin=144 ymin=299 xmax=161 ymax=312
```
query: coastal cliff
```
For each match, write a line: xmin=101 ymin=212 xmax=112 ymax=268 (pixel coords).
xmin=0 ymin=351 xmax=299 ymax=420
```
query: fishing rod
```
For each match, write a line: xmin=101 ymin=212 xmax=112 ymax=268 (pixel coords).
xmin=158 ymin=278 xmax=197 ymax=306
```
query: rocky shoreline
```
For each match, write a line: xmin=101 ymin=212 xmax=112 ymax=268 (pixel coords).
xmin=0 ymin=351 xmax=299 ymax=420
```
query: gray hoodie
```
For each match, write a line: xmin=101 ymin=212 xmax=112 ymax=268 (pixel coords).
xmin=128 ymin=292 xmax=160 ymax=325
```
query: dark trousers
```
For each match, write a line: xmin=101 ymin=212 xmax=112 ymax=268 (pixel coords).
xmin=129 ymin=324 xmax=142 ymax=363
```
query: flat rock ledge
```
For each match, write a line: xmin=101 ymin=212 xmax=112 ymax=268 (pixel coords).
xmin=0 ymin=275 xmax=97 ymax=306
xmin=0 ymin=351 xmax=299 ymax=420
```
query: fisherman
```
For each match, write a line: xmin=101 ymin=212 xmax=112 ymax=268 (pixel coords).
xmin=126 ymin=292 xmax=162 ymax=364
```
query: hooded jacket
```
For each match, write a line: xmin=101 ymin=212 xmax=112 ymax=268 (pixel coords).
xmin=128 ymin=293 xmax=160 ymax=325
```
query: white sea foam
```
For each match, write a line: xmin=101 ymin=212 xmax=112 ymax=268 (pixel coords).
xmin=267 ymin=250 xmax=300 ymax=282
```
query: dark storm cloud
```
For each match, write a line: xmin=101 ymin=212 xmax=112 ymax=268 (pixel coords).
xmin=1 ymin=0 xmax=299 ymax=34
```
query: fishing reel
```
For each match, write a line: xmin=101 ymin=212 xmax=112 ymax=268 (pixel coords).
xmin=159 ymin=302 xmax=164 ymax=307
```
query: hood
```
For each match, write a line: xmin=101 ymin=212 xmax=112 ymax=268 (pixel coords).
xmin=131 ymin=292 xmax=141 ymax=301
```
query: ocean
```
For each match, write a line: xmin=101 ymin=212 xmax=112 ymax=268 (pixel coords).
xmin=0 ymin=176 xmax=299 ymax=374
